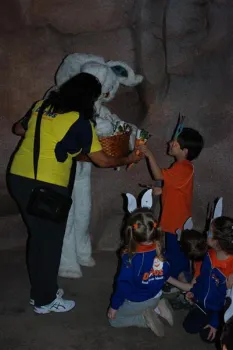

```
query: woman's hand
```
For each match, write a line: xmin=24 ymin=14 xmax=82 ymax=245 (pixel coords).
xmin=204 ymin=325 xmax=217 ymax=341
xmin=127 ymin=150 xmax=144 ymax=164
xmin=107 ymin=307 xmax=117 ymax=320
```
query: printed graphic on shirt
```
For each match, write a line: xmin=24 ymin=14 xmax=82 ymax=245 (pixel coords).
xmin=142 ymin=257 xmax=164 ymax=284
xmin=211 ymin=273 xmax=220 ymax=287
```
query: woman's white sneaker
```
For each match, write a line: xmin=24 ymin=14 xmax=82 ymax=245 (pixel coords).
xmin=30 ymin=288 xmax=64 ymax=306
xmin=34 ymin=297 xmax=75 ymax=314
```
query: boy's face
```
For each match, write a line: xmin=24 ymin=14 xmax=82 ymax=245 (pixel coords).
xmin=167 ymin=139 xmax=187 ymax=159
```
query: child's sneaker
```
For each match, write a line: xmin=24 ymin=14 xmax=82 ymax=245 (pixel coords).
xmin=143 ymin=308 xmax=165 ymax=337
xmin=30 ymin=288 xmax=64 ymax=306
xmin=155 ymin=298 xmax=174 ymax=326
xmin=34 ymin=297 xmax=75 ymax=314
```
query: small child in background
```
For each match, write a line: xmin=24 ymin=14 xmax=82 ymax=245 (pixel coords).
xmin=167 ymin=216 xmax=233 ymax=343
xmin=139 ymin=118 xmax=204 ymax=292
xmin=108 ymin=190 xmax=173 ymax=337
xmin=221 ymin=275 xmax=233 ymax=350
xmin=168 ymin=228 xmax=208 ymax=309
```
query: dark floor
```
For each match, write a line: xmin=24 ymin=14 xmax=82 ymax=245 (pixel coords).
xmin=0 ymin=249 xmax=213 ymax=350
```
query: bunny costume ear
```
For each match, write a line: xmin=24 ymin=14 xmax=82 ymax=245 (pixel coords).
xmin=126 ymin=193 xmax=137 ymax=213
xmin=141 ymin=189 xmax=153 ymax=209
xmin=107 ymin=61 xmax=143 ymax=87
xmin=224 ymin=287 xmax=233 ymax=323
xmin=55 ymin=53 xmax=105 ymax=86
xmin=213 ymin=197 xmax=223 ymax=219
xmin=80 ymin=61 xmax=119 ymax=101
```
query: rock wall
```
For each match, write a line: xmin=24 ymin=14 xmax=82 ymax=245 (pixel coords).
xmin=1 ymin=0 xmax=233 ymax=250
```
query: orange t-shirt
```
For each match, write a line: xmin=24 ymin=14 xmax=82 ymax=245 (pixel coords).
xmin=160 ymin=160 xmax=194 ymax=234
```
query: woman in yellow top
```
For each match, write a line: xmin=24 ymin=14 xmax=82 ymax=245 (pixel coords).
xmin=8 ymin=72 xmax=142 ymax=314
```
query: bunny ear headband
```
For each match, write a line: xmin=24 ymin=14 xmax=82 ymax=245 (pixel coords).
xmin=207 ymin=197 xmax=223 ymax=238
xmin=125 ymin=189 xmax=157 ymax=230
xmin=176 ymin=217 xmax=194 ymax=241
xmin=126 ymin=189 xmax=153 ymax=213
xmin=174 ymin=113 xmax=185 ymax=140
xmin=224 ymin=287 xmax=233 ymax=323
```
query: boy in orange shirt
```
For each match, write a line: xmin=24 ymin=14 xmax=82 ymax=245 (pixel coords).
xmin=139 ymin=119 xmax=204 ymax=290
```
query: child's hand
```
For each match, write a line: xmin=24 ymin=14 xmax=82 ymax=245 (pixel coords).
xmin=185 ymin=291 xmax=194 ymax=304
xmin=138 ymin=144 xmax=153 ymax=158
xmin=226 ymin=273 xmax=233 ymax=289
xmin=204 ymin=325 xmax=217 ymax=341
xmin=107 ymin=307 xmax=117 ymax=320
xmin=152 ymin=186 xmax=162 ymax=196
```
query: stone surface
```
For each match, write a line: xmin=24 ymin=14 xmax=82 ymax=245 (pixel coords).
xmin=0 ymin=0 xmax=233 ymax=253
xmin=30 ymin=0 xmax=135 ymax=34
xmin=0 ymin=248 xmax=211 ymax=350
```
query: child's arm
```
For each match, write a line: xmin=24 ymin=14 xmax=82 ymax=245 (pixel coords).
xmin=139 ymin=145 xmax=163 ymax=180
xmin=168 ymin=276 xmax=194 ymax=292
xmin=108 ymin=255 xmax=133 ymax=319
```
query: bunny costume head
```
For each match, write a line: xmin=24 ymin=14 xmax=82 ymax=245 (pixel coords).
xmin=55 ymin=53 xmax=143 ymax=103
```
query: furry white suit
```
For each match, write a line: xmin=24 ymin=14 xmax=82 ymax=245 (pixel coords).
xmin=51 ymin=53 xmax=143 ymax=278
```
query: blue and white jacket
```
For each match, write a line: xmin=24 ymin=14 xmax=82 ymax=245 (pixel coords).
xmin=191 ymin=249 xmax=233 ymax=328
xmin=111 ymin=243 xmax=170 ymax=310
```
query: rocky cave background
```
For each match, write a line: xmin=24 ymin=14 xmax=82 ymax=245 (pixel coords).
xmin=0 ymin=0 xmax=233 ymax=251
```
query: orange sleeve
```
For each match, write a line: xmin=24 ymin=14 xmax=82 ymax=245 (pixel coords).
xmin=162 ymin=162 xmax=194 ymax=188
xmin=193 ymin=261 xmax=202 ymax=278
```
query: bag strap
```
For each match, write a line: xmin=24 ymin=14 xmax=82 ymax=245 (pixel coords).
xmin=33 ymin=105 xmax=44 ymax=179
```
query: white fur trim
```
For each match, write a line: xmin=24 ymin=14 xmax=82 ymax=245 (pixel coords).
xmin=107 ymin=60 xmax=143 ymax=87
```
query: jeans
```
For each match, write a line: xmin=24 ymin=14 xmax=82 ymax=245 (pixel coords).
xmin=109 ymin=297 xmax=160 ymax=328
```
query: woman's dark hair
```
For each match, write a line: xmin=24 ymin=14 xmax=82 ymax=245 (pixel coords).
xmin=40 ymin=72 xmax=101 ymax=121
xmin=212 ymin=216 xmax=233 ymax=255
xmin=121 ymin=208 xmax=165 ymax=260
xmin=180 ymin=229 xmax=208 ymax=261
xmin=221 ymin=316 xmax=233 ymax=350
xmin=177 ymin=127 xmax=204 ymax=161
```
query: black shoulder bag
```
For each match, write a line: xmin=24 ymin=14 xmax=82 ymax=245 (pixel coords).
xmin=27 ymin=106 xmax=72 ymax=222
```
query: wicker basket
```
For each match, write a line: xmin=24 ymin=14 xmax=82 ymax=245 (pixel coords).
xmin=76 ymin=132 xmax=131 ymax=162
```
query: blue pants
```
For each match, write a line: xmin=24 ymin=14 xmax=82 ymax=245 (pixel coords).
xmin=183 ymin=305 xmax=218 ymax=343
xmin=165 ymin=232 xmax=190 ymax=279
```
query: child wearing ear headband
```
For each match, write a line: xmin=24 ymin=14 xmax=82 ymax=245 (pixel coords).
xmin=221 ymin=277 xmax=233 ymax=350
xmin=139 ymin=118 xmax=204 ymax=294
xmin=107 ymin=208 xmax=173 ymax=337
xmin=165 ymin=216 xmax=233 ymax=344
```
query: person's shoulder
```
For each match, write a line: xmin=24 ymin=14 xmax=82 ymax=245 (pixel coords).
xmin=173 ymin=160 xmax=194 ymax=174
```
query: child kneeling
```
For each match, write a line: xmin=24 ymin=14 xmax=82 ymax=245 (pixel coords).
xmin=107 ymin=190 xmax=173 ymax=337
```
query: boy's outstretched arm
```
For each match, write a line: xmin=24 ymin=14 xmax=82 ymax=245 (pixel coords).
xmin=139 ymin=145 xmax=163 ymax=180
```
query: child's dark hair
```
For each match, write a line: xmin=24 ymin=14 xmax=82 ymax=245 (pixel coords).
xmin=211 ymin=216 xmax=233 ymax=255
xmin=180 ymin=229 xmax=208 ymax=261
xmin=40 ymin=72 xmax=101 ymax=122
xmin=121 ymin=208 xmax=165 ymax=260
xmin=221 ymin=316 xmax=233 ymax=350
xmin=177 ymin=127 xmax=204 ymax=161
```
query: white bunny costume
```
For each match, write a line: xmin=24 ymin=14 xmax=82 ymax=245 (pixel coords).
xmin=51 ymin=53 xmax=143 ymax=278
